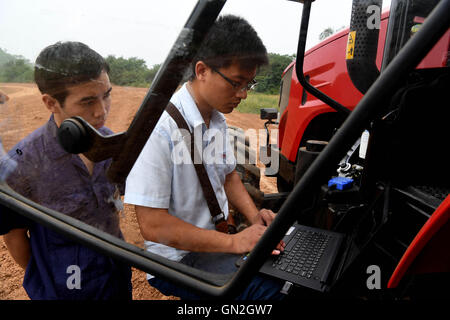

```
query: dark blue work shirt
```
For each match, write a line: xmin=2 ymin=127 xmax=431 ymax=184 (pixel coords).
xmin=0 ymin=115 xmax=131 ymax=300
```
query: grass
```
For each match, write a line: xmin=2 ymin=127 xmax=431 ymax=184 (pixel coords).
xmin=236 ymin=92 xmax=279 ymax=114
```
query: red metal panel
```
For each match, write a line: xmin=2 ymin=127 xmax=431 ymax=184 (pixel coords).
xmin=388 ymin=195 xmax=450 ymax=288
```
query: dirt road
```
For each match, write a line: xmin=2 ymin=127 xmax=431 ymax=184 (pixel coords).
xmin=0 ymin=83 xmax=278 ymax=300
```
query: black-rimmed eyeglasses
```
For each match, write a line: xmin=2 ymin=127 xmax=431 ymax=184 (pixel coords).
xmin=211 ymin=67 xmax=258 ymax=92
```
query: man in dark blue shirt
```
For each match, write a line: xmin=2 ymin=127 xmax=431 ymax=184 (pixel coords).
xmin=0 ymin=42 xmax=131 ymax=300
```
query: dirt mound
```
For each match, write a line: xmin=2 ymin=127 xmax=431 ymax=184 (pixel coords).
xmin=0 ymin=83 xmax=277 ymax=300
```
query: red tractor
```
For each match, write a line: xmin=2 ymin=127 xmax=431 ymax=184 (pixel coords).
xmin=261 ymin=1 xmax=450 ymax=193
xmin=236 ymin=0 xmax=450 ymax=298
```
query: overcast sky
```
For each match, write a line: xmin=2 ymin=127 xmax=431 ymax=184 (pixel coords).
xmin=0 ymin=0 xmax=391 ymax=67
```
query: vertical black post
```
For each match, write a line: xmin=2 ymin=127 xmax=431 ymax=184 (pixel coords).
xmin=295 ymin=1 xmax=351 ymax=116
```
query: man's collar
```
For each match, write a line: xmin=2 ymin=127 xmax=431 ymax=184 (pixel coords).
xmin=43 ymin=115 xmax=68 ymax=160
xmin=177 ymin=83 xmax=226 ymax=131
xmin=178 ymin=83 xmax=205 ymax=131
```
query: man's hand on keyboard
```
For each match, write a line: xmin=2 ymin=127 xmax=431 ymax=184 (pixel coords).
xmin=251 ymin=208 xmax=286 ymax=255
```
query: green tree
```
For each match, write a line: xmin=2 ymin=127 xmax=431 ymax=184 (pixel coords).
xmin=255 ymin=53 xmax=295 ymax=94
xmin=0 ymin=48 xmax=16 ymax=65
xmin=319 ymin=27 xmax=335 ymax=40
xmin=105 ymin=55 xmax=154 ymax=87
xmin=145 ymin=63 xmax=160 ymax=83
xmin=0 ymin=58 xmax=34 ymax=83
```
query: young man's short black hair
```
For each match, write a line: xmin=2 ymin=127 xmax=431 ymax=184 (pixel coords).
xmin=34 ymin=41 xmax=110 ymax=106
xmin=190 ymin=14 xmax=268 ymax=80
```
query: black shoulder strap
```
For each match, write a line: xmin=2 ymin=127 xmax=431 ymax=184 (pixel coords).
xmin=165 ymin=102 xmax=229 ymax=233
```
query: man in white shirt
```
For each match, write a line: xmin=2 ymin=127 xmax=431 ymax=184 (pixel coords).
xmin=125 ymin=15 xmax=285 ymax=299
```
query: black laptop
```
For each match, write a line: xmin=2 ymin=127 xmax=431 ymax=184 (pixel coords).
xmin=258 ymin=223 xmax=345 ymax=292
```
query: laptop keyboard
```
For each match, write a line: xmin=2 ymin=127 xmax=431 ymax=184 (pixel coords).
xmin=272 ymin=229 xmax=331 ymax=279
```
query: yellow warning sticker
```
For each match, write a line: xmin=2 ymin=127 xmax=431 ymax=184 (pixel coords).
xmin=346 ymin=31 xmax=356 ymax=60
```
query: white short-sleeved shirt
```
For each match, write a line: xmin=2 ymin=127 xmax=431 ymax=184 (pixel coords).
xmin=124 ymin=83 xmax=236 ymax=265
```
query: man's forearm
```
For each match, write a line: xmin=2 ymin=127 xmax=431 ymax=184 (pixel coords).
xmin=135 ymin=206 xmax=236 ymax=253
xmin=3 ymin=228 xmax=31 ymax=270
xmin=135 ymin=205 xmax=273 ymax=255
xmin=224 ymin=170 xmax=259 ymax=224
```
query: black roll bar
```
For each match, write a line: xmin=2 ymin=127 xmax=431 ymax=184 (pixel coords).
xmin=295 ymin=0 xmax=352 ymax=116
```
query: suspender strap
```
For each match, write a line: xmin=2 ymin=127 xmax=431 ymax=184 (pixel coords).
xmin=165 ymin=102 xmax=230 ymax=233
